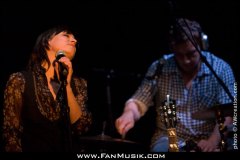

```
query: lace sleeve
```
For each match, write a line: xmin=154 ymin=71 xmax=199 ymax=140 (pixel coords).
xmin=3 ymin=72 xmax=25 ymax=152
xmin=71 ymin=78 xmax=92 ymax=135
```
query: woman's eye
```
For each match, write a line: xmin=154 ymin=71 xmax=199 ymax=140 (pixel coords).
xmin=63 ymin=34 xmax=69 ymax=37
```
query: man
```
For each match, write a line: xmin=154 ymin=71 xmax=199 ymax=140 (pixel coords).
xmin=115 ymin=18 xmax=235 ymax=152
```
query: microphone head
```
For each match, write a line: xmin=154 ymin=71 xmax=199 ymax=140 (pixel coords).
xmin=55 ymin=50 xmax=66 ymax=60
xmin=55 ymin=50 xmax=68 ymax=77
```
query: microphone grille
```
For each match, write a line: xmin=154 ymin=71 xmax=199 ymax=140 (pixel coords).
xmin=55 ymin=50 xmax=66 ymax=60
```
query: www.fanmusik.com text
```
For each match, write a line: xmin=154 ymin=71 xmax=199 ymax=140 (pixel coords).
xmin=76 ymin=153 xmax=166 ymax=159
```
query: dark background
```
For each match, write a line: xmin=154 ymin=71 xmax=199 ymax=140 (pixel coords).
xmin=0 ymin=0 xmax=239 ymax=151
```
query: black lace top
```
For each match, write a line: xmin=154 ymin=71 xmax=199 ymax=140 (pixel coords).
xmin=3 ymin=66 xmax=92 ymax=152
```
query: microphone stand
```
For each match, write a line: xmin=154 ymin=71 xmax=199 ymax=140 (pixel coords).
xmin=104 ymin=69 xmax=114 ymax=136
xmin=168 ymin=1 xmax=234 ymax=151
xmin=175 ymin=19 xmax=234 ymax=102
xmin=56 ymin=65 xmax=72 ymax=152
xmin=173 ymin=16 xmax=234 ymax=153
xmin=168 ymin=0 xmax=233 ymax=101
xmin=145 ymin=57 xmax=165 ymax=127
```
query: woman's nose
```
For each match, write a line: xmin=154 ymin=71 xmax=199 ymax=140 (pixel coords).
xmin=70 ymin=37 xmax=77 ymax=45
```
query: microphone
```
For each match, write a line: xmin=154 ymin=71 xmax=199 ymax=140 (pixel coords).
xmin=55 ymin=50 xmax=68 ymax=78
xmin=145 ymin=57 xmax=165 ymax=80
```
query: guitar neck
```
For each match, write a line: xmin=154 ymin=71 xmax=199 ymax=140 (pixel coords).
xmin=167 ymin=128 xmax=179 ymax=152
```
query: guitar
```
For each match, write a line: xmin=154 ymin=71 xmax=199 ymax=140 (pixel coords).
xmin=159 ymin=95 xmax=179 ymax=152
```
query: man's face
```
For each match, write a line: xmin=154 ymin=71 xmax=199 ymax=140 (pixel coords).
xmin=172 ymin=41 xmax=201 ymax=74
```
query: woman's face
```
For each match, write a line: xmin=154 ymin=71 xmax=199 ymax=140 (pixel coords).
xmin=48 ymin=31 xmax=77 ymax=60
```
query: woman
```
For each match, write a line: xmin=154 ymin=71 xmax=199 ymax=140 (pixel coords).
xmin=3 ymin=25 xmax=92 ymax=152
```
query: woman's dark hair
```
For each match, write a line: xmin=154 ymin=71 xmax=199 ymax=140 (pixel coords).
xmin=27 ymin=25 xmax=75 ymax=70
